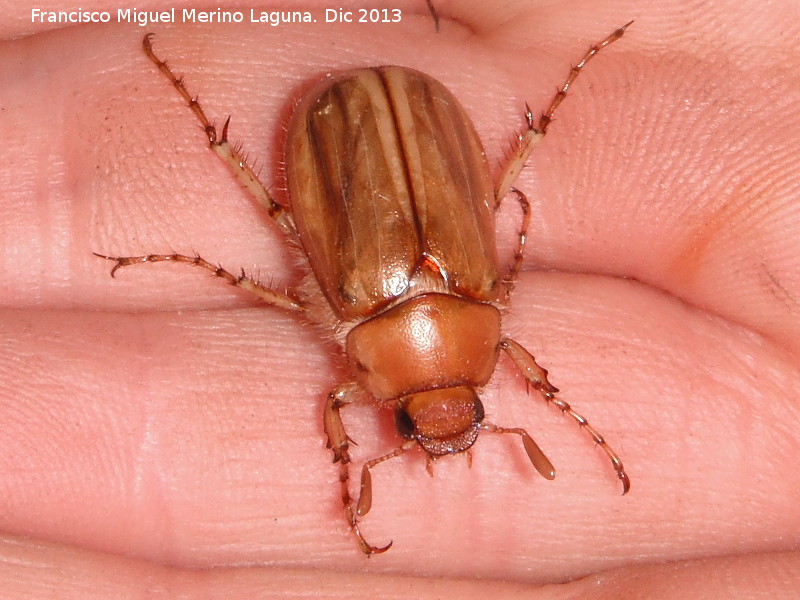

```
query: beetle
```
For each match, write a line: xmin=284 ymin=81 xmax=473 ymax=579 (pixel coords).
xmin=96 ymin=23 xmax=633 ymax=554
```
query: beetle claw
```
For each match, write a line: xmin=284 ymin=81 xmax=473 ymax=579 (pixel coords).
xmin=353 ymin=521 xmax=392 ymax=556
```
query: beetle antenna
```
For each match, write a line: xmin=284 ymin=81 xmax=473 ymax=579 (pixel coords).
xmin=482 ymin=422 xmax=556 ymax=480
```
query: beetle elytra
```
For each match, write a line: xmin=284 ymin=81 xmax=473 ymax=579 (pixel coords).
xmin=96 ymin=23 xmax=633 ymax=554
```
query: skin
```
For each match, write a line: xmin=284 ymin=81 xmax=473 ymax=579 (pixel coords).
xmin=1 ymin=0 xmax=799 ymax=596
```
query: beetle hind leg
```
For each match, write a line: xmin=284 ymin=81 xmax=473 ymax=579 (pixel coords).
xmin=142 ymin=34 xmax=296 ymax=238
xmin=494 ymin=21 xmax=633 ymax=202
xmin=534 ymin=21 xmax=633 ymax=139
xmin=500 ymin=337 xmax=630 ymax=494
xmin=93 ymin=252 xmax=305 ymax=313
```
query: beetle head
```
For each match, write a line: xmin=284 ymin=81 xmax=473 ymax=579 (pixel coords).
xmin=395 ymin=386 xmax=485 ymax=456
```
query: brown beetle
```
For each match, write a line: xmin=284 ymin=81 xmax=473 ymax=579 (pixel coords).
xmin=97 ymin=24 xmax=632 ymax=554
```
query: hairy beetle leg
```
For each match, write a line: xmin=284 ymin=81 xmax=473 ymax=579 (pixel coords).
xmin=93 ymin=252 xmax=305 ymax=313
xmin=324 ymin=385 xmax=394 ymax=555
xmin=496 ymin=188 xmax=531 ymax=298
xmin=500 ymin=338 xmax=631 ymax=494
xmin=142 ymin=33 xmax=297 ymax=238
xmin=495 ymin=20 xmax=633 ymax=201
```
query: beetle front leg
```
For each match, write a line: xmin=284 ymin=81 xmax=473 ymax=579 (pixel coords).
xmin=500 ymin=337 xmax=631 ymax=494
xmin=94 ymin=252 xmax=305 ymax=313
xmin=142 ymin=34 xmax=297 ymax=238
xmin=323 ymin=385 xmax=392 ymax=555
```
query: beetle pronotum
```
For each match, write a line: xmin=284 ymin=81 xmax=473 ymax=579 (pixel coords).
xmin=96 ymin=23 xmax=633 ymax=554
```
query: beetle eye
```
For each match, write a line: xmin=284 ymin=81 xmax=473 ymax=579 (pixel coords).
xmin=394 ymin=409 xmax=415 ymax=439
xmin=473 ymin=397 xmax=485 ymax=423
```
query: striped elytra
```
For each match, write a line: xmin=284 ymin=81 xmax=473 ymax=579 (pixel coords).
xmin=287 ymin=66 xmax=500 ymax=320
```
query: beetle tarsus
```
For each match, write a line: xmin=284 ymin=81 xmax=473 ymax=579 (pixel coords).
xmin=92 ymin=252 xmax=304 ymax=312
xmin=536 ymin=21 xmax=632 ymax=138
xmin=496 ymin=188 xmax=531 ymax=298
xmin=141 ymin=33 xmax=297 ymax=238
xmin=424 ymin=0 xmax=440 ymax=32
xmin=495 ymin=22 xmax=631 ymax=200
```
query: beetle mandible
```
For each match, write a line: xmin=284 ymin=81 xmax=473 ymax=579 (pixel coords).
xmin=96 ymin=23 xmax=633 ymax=554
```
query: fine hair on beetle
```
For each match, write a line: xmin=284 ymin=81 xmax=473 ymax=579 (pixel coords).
xmin=96 ymin=22 xmax=633 ymax=555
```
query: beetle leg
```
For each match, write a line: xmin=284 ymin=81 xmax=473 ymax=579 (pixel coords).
xmin=500 ymin=337 xmax=631 ymax=494
xmin=494 ymin=21 xmax=633 ymax=201
xmin=496 ymin=188 xmax=531 ymax=299
xmin=324 ymin=385 xmax=394 ymax=555
xmin=534 ymin=21 xmax=633 ymax=139
xmin=323 ymin=384 xmax=357 ymax=464
xmin=142 ymin=34 xmax=297 ymax=239
xmin=425 ymin=0 xmax=440 ymax=31
xmin=494 ymin=106 xmax=542 ymax=204
xmin=93 ymin=252 xmax=305 ymax=313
